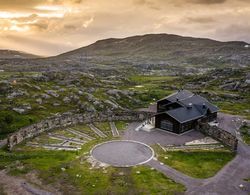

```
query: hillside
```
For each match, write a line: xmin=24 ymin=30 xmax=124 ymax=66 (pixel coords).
xmin=0 ymin=50 xmax=40 ymax=59
xmin=0 ymin=34 xmax=250 ymax=74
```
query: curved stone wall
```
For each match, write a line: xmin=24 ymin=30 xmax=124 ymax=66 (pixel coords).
xmin=7 ymin=111 xmax=154 ymax=150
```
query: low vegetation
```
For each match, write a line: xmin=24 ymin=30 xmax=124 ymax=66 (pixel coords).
xmin=0 ymin=138 xmax=185 ymax=194
xmin=240 ymin=124 xmax=250 ymax=145
xmin=154 ymin=146 xmax=235 ymax=178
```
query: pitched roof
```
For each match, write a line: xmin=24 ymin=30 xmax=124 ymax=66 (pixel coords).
xmin=159 ymin=90 xmax=194 ymax=102
xmin=180 ymin=95 xmax=219 ymax=113
xmin=158 ymin=90 xmax=219 ymax=123
xmin=166 ymin=106 xmax=206 ymax=123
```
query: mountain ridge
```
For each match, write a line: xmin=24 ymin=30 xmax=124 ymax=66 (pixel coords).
xmin=0 ymin=33 xmax=249 ymax=73
xmin=0 ymin=49 xmax=41 ymax=59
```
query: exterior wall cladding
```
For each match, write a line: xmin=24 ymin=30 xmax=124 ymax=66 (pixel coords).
xmin=155 ymin=112 xmax=217 ymax=134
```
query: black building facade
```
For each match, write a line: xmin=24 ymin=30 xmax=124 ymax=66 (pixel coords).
xmin=155 ymin=90 xmax=218 ymax=134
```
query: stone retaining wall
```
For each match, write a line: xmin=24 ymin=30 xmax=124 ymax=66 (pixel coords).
xmin=198 ymin=123 xmax=238 ymax=151
xmin=7 ymin=111 xmax=238 ymax=151
xmin=7 ymin=111 xmax=153 ymax=150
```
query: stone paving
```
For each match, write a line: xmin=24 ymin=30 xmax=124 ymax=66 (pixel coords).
xmin=91 ymin=140 xmax=154 ymax=167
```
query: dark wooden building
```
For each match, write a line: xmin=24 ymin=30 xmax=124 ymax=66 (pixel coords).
xmin=155 ymin=90 xmax=218 ymax=134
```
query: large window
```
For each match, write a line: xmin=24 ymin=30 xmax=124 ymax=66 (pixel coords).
xmin=160 ymin=120 xmax=173 ymax=131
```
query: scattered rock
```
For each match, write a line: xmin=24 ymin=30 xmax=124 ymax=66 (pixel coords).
xmin=45 ymin=90 xmax=59 ymax=98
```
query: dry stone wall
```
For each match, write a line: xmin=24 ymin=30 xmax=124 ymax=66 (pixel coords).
xmin=7 ymin=111 xmax=153 ymax=150
xmin=198 ymin=123 xmax=238 ymax=151
xmin=7 ymin=111 xmax=238 ymax=151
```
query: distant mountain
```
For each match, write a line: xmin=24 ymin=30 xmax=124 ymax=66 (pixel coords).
xmin=0 ymin=34 xmax=250 ymax=73
xmin=0 ymin=50 xmax=40 ymax=59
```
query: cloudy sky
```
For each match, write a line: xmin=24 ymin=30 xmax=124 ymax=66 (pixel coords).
xmin=0 ymin=0 xmax=249 ymax=56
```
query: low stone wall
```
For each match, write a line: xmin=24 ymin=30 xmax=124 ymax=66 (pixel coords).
xmin=7 ymin=111 xmax=154 ymax=150
xmin=198 ymin=123 xmax=238 ymax=151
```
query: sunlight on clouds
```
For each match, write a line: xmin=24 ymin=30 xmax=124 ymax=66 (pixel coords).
xmin=82 ymin=17 xmax=94 ymax=28
xmin=0 ymin=11 xmax=30 ymax=19
xmin=0 ymin=0 xmax=249 ymax=55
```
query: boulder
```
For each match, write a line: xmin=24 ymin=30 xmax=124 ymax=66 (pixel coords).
xmin=45 ymin=90 xmax=59 ymax=98
xmin=41 ymin=93 xmax=51 ymax=99
xmin=36 ymin=98 xmax=43 ymax=104
xmin=63 ymin=97 xmax=71 ymax=103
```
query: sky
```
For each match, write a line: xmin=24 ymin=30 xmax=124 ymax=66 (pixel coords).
xmin=0 ymin=0 xmax=250 ymax=56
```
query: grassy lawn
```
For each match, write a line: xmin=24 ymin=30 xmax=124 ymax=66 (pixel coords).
xmin=154 ymin=146 xmax=235 ymax=178
xmin=32 ymin=133 xmax=63 ymax=145
xmin=216 ymin=101 xmax=250 ymax=120
xmin=240 ymin=125 xmax=250 ymax=145
xmin=93 ymin=122 xmax=112 ymax=136
xmin=132 ymin=166 xmax=186 ymax=194
xmin=0 ymin=139 xmax=185 ymax=194
xmin=244 ymin=178 xmax=250 ymax=182
xmin=72 ymin=124 xmax=99 ymax=138
xmin=115 ymin=121 xmax=128 ymax=131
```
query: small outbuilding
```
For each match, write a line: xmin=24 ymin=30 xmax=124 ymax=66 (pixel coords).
xmin=154 ymin=90 xmax=218 ymax=134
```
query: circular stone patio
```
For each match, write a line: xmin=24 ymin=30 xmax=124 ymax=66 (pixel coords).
xmin=91 ymin=140 xmax=154 ymax=167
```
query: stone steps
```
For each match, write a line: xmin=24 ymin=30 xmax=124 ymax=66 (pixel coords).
xmin=66 ymin=128 xmax=94 ymax=141
xmin=49 ymin=134 xmax=86 ymax=145
xmin=110 ymin=122 xmax=119 ymax=137
xmin=88 ymin=124 xmax=107 ymax=138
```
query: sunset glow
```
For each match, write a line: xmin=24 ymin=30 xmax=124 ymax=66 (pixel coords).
xmin=0 ymin=0 xmax=249 ymax=56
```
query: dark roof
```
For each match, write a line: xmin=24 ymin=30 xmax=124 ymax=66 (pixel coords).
xmin=180 ymin=95 xmax=218 ymax=113
xmin=166 ymin=106 xmax=206 ymax=123
xmin=158 ymin=90 xmax=193 ymax=102
xmin=157 ymin=90 xmax=219 ymax=123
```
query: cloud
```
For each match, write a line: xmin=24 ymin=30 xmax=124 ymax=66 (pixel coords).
xmin=186 ymin=16 xmax=215 ymax=23
xmin=188 ymin=0 xmax=227 ymax=4
xmin=0 ymin=0 xmax=250 ymax=55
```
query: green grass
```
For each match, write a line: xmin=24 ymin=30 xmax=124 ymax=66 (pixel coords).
xmin=215 ymin=101 xmax=250 ymax=120
xmin=71 ymin=124 xmax=98 ymax=138
xmin=129 ymin=75 xmax=177 ymax=83
xmin=0 ymin=138 xmax=185 ymax=194
xmin=240 ymin=125 xmax=250 ymax=145
xmin=93 ymin=122 xmax=112 ymax=136
xmin=154 ymin=146 xmax=235 ymax=178
xmin=115 ymin=121 xmax=128 ymax=131
xmin=244 ymin=178 xmax=250 ymax=182
xmin=132 ymin=166 xmax=186 ymax=194
xmin=32 ymin=134 xmax=63 ymax=145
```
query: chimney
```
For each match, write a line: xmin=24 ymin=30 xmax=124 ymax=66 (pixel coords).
xmin=202 ymin=103 xmax=206 ymax=109
xmin=187 ymin=103 xmax=192 ymax=109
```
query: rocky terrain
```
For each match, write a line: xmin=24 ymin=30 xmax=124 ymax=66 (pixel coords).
xmin=0 ymin=33 xmax=249 ymax=139
xmin=0 ymin=34 xmax=249 ymax=74
xmin=0 ymin=34 xmax=250 ymax=195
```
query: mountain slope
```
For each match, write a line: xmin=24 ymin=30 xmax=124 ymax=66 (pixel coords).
xmin=56 ymin=34 xmax=250 ymax=68
xmin=0 ymin=34 xmax=250 ymax=73
xmin=0 ymin=50 xmax=40 ymax=59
